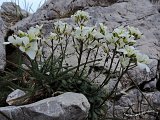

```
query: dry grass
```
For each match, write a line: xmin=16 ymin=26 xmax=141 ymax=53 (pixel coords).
xmin=150 ymin=0 xmax=160 ymax=4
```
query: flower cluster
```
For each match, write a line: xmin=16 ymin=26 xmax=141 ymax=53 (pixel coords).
xmin=71 ymin=10 xmax=90 ymax=25
xmin=113 ymin=27 xmax=150 ymax=72
xmin=4 ymin=10 xmax=151 ymax=72
xmin=4 ymin=25 xmax=43 ymax=59
xmin=71 ymin=11 xmax=150 ymax=72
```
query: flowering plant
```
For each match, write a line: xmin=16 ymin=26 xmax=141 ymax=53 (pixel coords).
xmin=3 ymin=10 xmax=151 ymax=120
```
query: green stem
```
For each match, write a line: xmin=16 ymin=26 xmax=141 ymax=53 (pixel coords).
xmin=97 ymin=61 xmax=131 ymax=108
xmin=80 ymin=49 xmax=91 ymax=77
xmin=97 ymin=46 xmax=117 ymax=91
xmin=75 ymin=40 xmax=84 ymax=74
xmin=127 ymin=73 xmax=157 ymax=112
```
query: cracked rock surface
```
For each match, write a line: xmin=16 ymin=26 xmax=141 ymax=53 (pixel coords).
xmin=0 ymin=92 xmax=90 ymax=120
xmin=0 ymin=17 xmax=6 ymax=70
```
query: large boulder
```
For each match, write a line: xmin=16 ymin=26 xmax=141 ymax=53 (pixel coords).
xmin=0 ymin=17 xmax=6 ymax=71
xmin=0 ymin=92 xmax=90 ymax=120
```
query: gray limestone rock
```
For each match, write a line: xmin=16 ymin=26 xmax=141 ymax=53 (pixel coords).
xmin=1 ymin=2 xmax=30 ymax=27
xmin=0 ymin=17 xmax=6 ymax=71
xmin=6 ymin=89 xmax=26 ymax=105
xmin=151 ymin=91 xmax=160 ymax=111
xmin=0 ymin=92 xmax=90 ymax=120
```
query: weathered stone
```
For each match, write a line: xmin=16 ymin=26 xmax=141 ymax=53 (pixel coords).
xmin=1 ymin=2 xmax=30 ymax=27
xmin=151 ymin=91 xmax=160 ymax=111
xmin=12 ymin=0 xmax=116 ymax=24
xmin=106 ymin=89 xmax=157 ymax=120
xmin=0 ymin=92 xmax=90 ymax=120
xmin=143 ymin=78 xmax=157 ymax=92
xmin=103 ymin=78 xmax=122 ymax=93
xmin=0 ymin=17 xmax=6 ymax=70
xmin=6 ymin=89 xmax=26 ymax=105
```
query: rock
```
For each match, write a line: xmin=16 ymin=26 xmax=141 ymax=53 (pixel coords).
xmin=0 ymin=92 xmax=90 ymax=120
xmin=0 ymin=2 xmax=30 ymax=27
xmin=150 ymin=0 xmax=160 ymax=11
xmin=0 ymin=17 xmax=6 ymax=71
xmin=106 ymin=89 xmax=157 ymax=120
xmin=6 ymin=89 xmax=26 ymax=105
xmin=12 ymin=0 xmax=116 ymax=24
xmin=103 ymin=78 xmax=122 ymax=93
xmin=151 ymin=91 xmax=160 ymax=111
xmin=143 ymin=78 xmax=157 ymax=92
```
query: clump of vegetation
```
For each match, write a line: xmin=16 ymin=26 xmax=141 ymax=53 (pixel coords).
xmin=1 ymin=10 xmax=151 ymax=120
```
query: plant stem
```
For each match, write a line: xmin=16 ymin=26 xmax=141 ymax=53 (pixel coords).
xmin=75 ymin=40 xmax=84 ymax=74
xmin=80 ymin=49 xmax=91 ymax=76
xmin=97 ymin=46 xmax=117 ymax=91
xmin=97 ymin=61 xmax=130 ymax=109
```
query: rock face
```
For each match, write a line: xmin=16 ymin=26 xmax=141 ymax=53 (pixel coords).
xmin=0 ymin=17 xmax=6 ymax=71
xmin=0 ymin=92 xmax=90 ymax=120
xmin=12 ymin=0 xmax=116 ymax=24
xmin=1 ymin=2 xmax=30 ymax=27
xmin=106 ymin=89 xmax=159 ymax=120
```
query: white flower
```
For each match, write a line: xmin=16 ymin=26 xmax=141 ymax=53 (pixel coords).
xmin=19 ymin=41 xmax=38 ymax=60
xmin=27 ymin=26 xmax=41 ymax=40
xmin=120 ymin=56 xmax=130 ymax=68
xmin=7 ymin=35 xmax=23 ymax=46
xmin=113 ymin=26 xmax=129 ymax=38
xmin=97 ymin=23 xmax=108 ymax=35
xmin=105 ymin=33 xmax=118 ymax=44
xmin=136 ymin=53 xmax=151 ymax=72
xmin=22 ymin=36 xmax=30 ymax=46
xmin=128 ymin=26 xmax=142 ymax=39
xmin=36 ymin=24 xmax=43 ymax=30
xmin=64 ymin=24 xmax=72 ymax=35
xmin=118 ymin=38 xmax=126 ymax=48
xmin=137 ymin=62 xmax=150 ymax=72
xmin=18 ymin=30 xmax=27 ymax=37
xmin=117 ymin=45 xmax=138 ymax=57
xmin=54 ymin=21 xmax=72 ymax=35
xmin=73 ymin=26 xmax=94 ymax=40
xmin=49 ymin=32 xmax=58 ymax=40
xmin=71 ymin=10 xmax=90 ymax=24
xmin=124 ymin=35 xmax=136 ymax=44
xmin=3 ymin=42 xmax=11 ymax=45
xmin=92 ymin=30 xmax=104 ymax=39
xmin=136 ymin=53 xmax=151 ymax=64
